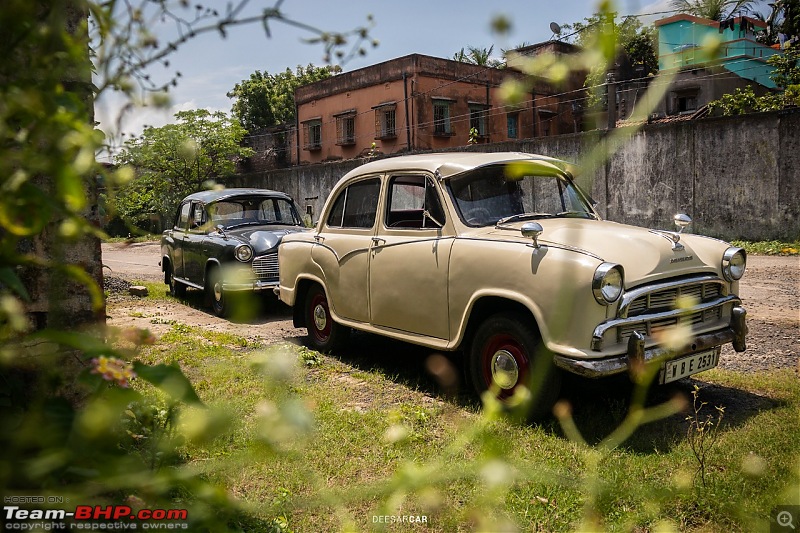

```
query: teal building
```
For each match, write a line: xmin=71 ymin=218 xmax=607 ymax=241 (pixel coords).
xmin=655 ymin=14 xmax=781 ymax=89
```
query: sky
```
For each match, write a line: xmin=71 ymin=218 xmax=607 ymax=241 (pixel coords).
xmin=94 ymin=0 xmax=674 ymax=150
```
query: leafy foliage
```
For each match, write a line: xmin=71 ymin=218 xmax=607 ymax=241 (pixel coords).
xmin=560 ymin=11 xmax=658 ymax=109
xmin=113 ymin=109 xmax=253 ymax=226
xmin=227 ymin=64 xmax=340 ymax=132
xmin=670 ymin=0 xmax=754 ymax=21
xmin=452 ymin=45 xmax=504 ymax=68
xmin=561 ymin=11 xmax=658 ymax=76
xmin=0 ymin=0 xmax=374 ymax=529
xmin=708 ymin=44 xmax=800 ymax=115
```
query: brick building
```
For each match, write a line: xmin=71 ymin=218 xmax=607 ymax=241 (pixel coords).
xmin=293 ymin=49 xmax=585 ymax=165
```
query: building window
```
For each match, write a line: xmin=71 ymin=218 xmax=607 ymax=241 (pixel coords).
xmin=335 ymin=111 xmax=356 ymax=146
xmin=469 ymin=104 xmax=490 ymax=137
xmin=374 ymin=104 xmax=396 ymax=139
xmin=433 ymin=99 xmax=453 ymax=136
xmin=676 ymin=94 xmax=698 ymax=114
xmin=507 ymin=113 xmax=519 ymax=139
xmin=302 ymin=119 xmax=322 ymax=150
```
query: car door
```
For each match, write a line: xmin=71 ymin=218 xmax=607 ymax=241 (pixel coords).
xmin=369 ymin=175 xmax=453 ymax=340
xmin=311 ymin=177 xmax=382 ymax=324
xmin=182 ymin=201 xmax=207 ymax=284
xmin=172 ymin=201 xmax=192 ymax=279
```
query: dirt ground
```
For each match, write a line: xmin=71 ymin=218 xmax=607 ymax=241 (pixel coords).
xmin=102 ymin=242 xmax=799 ymax=372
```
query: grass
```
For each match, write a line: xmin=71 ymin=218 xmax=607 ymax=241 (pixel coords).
xmin=125 ymin=321 xmax=800 ymax=532
xmin=105 ymin=234 xmax=161 ymax=243
xmin=731 ymin=239 xmax=800 ymax=256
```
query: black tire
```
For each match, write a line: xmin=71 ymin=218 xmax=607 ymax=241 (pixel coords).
xmin=167 ymin=262 xmax=186 ymax=298
xmin=304 ymin=284 xmax=349 ymax=352
xmin=206 ymin=267 xmax=229 ymax=318
xmin=468 ymin=313 xmax=561 ymax=420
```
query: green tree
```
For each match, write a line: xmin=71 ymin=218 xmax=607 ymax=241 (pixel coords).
xmin=561 ymin=12 xmax=658 ymax=75
xmin=708 ymin=43 xmax=800 ymax=114
xmin=452 ymin=45 xmax=504 ymax=68
xmin=114 ymin=110 xmax=253 ymax=226
xmin=227 ymin=64 xmax=340 ymax=132
xmin=670 ymin=0 xmax=753 ymax=21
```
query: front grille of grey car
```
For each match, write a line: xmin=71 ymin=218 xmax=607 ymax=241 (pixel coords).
xmin=626 ymin=281 xmax=722 ymax=316
xmin=252 ymin=254 xmax=279 ymax=280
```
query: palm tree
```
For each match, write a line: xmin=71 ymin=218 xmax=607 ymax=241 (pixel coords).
xmin=452 ymin=45 xmax=504 ymax=68
xmin=670 ymin=0 xmax=753 ymax=21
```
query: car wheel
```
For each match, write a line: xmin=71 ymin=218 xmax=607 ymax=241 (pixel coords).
xmin=167 ymin=263 xmax=186 ymax=298
xmin=206 ymin=267 xmax=229 ymax=318
xmin=469 ymin=313 xmax=561 ymax=420
xmin=304 ymin=284 xmax=348 ymax=352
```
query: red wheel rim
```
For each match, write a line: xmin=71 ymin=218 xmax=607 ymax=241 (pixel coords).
xmin=309 ymin=292 xmax=332 ymax=342
xmin=481 ymin=333 xmax=530 ymax=399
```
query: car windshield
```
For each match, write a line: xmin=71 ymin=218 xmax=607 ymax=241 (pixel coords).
xmin=208 ymin=197 xmax=301 ymax=229
xmin=446 ymin=163 xmax=596 ymax=227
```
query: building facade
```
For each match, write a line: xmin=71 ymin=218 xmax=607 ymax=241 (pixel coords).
xmin=293 ymin=52 xmax=584 ymax=165
xmin=652 ymin=14 xmax=780 ymax=117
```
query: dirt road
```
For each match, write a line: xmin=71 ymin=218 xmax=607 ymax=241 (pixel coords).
xmin=101 ymin=242 xmax=799 ymax=371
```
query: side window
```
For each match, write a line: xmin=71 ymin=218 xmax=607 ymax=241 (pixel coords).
xmin=176 ymin=202 xmax=191 ymax=230
xmin=385 ymin=175 xmax=445 ymax=229
xmin=326 ymin=178 xmax=381 ymax=229
xmin=190 ymin=202 xmax=204 ymax=230
xmin=273 ymin=199 xmax=299 ymax=224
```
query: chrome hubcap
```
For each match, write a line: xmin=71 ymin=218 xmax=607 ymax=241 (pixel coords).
xmin=490 ymin=350 xmax=519 ymax=389
xmin=214 ymin=282 xmax=223 ymax=302
xmin=313 ymin=304 xmax=327 ymax=331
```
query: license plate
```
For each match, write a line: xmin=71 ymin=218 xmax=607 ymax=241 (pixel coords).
xmin=662 ymin=348 xmax=720 ymax=384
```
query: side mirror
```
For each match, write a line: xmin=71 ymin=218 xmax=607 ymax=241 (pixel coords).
xmin=673 ymin=213 xmax=692 ymax=234
xmin=521 ymin=222 xmax=543 ymax=248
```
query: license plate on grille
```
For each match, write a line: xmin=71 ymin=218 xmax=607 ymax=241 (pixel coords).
xmin=662 ymin=348 xmax=720 ymax=384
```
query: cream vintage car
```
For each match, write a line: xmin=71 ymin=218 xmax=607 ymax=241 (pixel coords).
xmin=277 ymin=152 xmax=747 ymax=417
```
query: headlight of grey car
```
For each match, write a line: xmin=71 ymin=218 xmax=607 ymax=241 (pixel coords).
xmin=722 ymin=247 xmax=746 ymax=281
xmin=593 ymin=263 xmax=624 ymax=305
xmin=234 ymin=244 xmax=254 ymax=262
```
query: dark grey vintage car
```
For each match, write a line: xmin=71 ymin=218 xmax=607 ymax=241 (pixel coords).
xmin=161 ymin=188 xmax=308 ymax=316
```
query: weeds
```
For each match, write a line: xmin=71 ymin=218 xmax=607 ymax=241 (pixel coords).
xmin=685 ymin=385 xmax=726 ymax=488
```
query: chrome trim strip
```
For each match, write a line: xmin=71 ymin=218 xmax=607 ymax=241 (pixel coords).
xmin=222 ymin=279 xmax=279 ymax=292
xmin=454 ymin=237 xmax=603 ymax=261
xmin=618 ymin=275 xmax=727 ymax=318
xmin=371 ymin=236 xmax=454 ymax=251
xmin=592 ymin=294 xmax=741 ymax=349
xmin=173 ymin=277 xmax=204 ymax=290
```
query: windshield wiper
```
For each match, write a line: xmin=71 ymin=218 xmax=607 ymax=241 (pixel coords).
xmin=495 ymin=213 xmax=553 ymax=226
xmin=555 ymin=210 xmax=597 ymax=220
xmin=223 ymin=221 xmax=265 ymax=230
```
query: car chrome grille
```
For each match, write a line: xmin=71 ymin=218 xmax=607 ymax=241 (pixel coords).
xmin=627 ymin=281 xmax=722 ymax=316
xmin=617 ymin=307 xmax=722 ymax=342
xmin=252 ymin=254 xmax=279 ymax=281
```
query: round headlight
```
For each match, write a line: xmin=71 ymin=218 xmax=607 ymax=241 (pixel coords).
xmin=722 ymin=247 xmax=746 ymax=281
xmin=593 ymin=263 xmax=624 ymax=305
xmin=234 ymin=244 xmax=254 ymax=262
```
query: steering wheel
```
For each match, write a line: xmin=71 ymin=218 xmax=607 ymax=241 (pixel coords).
xmin=463 ymin=207 xmax=491 ymax=225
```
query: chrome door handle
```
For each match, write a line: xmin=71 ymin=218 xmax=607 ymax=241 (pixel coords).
xmin=313 ymin=235 xmax=325 ymax=243
xmin=371 ymin=237 xmax=385 ymax=245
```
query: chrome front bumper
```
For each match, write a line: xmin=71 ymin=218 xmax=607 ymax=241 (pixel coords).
xmin=222 ymin=279 xmax=279 ymax=292
xmin=553 ymin=306 xmax=747 ymax=379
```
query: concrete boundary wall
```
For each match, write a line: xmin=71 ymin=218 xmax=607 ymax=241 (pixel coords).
xmin=225 ymin=109 xmax=800 ymax=241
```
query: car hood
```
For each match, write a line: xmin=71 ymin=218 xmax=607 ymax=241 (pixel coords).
xmin=229 ymin=226 xmax=309 ymax=255
xmin=473 ymin=219 xmax=728 ymax=285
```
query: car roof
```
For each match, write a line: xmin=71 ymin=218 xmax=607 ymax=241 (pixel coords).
xmin=343 ymin=152 xmax=579 ymax=180
xmin=183 ymin=188 xmax=293 ymax=204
